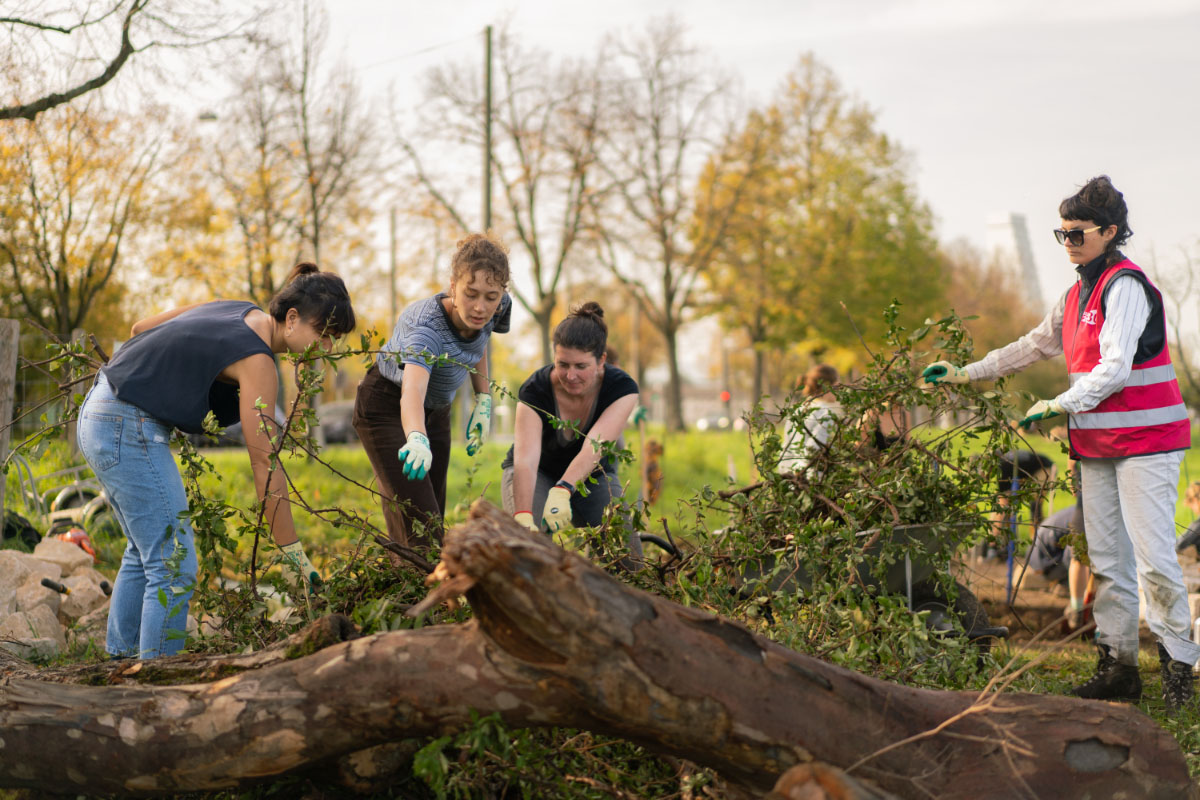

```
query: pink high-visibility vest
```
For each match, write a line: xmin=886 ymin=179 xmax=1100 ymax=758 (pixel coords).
xmin=1062 ymin=259 xmax=1190 ymax=459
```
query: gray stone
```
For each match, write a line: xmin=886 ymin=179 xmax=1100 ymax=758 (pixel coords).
xmin=33 ymin=537 xmax=94 ymax=577
xmin=8 ymin=552 xmax=62 ymax=585
xmin=0 ymin=583 xmax=15 ymax=616
xmin=0 ymin=551 xmax=35 ymax=607
xmin=16 ymin=574 xmax=61 ymax=616
xmin=0 ymin=637 xmax=59 ymax=660
xmin=0 ymin=605 xmax=66 ymax=651
xmin=70 ymin=600 xmax=109 ymax=654
xmin=59 ymin=575 xmax=107 ymax=622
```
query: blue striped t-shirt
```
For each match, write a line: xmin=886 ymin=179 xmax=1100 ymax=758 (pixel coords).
xmin=376 ymin=292 xmax=511 ymax=407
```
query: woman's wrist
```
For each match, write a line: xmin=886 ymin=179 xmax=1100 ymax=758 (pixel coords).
xmin=554 ymin=478 xmax=576 ymax=496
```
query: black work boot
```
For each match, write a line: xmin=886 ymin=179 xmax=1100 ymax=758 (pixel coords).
xmin=1070 ymin=644 xmax=1142 ymax=702
xmin=1157 ymin=643 xmax=1196 ymax=714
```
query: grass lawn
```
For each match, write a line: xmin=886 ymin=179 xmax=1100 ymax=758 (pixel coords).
xmin=179 ymin=425 xmax=757 ymax=552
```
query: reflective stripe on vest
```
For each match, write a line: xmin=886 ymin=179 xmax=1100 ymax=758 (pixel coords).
xmin=1069 ymin=403 xmax=1190 ymax=430
xmin=1069 ymin=363 xmax=1177 ymax=388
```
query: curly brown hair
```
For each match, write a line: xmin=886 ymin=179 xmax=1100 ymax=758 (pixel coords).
xmin=451 ymin=231 xmax=510 ymax=288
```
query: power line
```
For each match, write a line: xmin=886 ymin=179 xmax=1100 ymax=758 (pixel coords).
xmin=357 ymin=33 xmax=476 ymax=71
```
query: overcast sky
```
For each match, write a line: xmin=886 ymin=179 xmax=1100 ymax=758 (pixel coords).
xmin=328 ymin=0 xmax=1199 ymax=316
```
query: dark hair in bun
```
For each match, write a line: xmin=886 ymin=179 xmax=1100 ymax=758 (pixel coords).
xmin=553 ymin=301 xmax=607 ymax=359
xmin=268 ymin=262 xmax=357 ymax=337
xmin=1059 ymin=175 xmax=1132 ymax=259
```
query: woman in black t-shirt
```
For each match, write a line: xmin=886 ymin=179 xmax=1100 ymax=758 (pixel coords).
xmin=501 ymin=302 xmax=639 ymax=532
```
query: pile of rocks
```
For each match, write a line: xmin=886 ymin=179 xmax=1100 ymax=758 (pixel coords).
xmin=0 ymin=538 xmax=111 ymax=660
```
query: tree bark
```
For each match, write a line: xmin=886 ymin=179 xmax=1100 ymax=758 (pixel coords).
xmin=0 ymin=501 xmax=1193 ymax=798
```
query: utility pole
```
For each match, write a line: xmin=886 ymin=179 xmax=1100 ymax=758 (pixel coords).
xmin=389 ymin=207 xmax=398 ymax=324
xmin=482 ymin=24 xmax=493 ymax=233
xmin=464 ymin=24 xmax=495 ymax=439
xmin=481 ymin=25 xmax=495 ymax=434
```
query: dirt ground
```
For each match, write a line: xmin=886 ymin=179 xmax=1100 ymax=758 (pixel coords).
xmin=954 ymin=555 xmax=1098 ymax=651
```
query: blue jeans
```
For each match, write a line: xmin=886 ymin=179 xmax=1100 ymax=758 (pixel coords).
xmin=78 ymin=373 xmax=196 ymax=658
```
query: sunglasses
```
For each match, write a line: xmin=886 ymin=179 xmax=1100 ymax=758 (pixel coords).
xmin=1053 ymin=225 xmax=1102 ymax=246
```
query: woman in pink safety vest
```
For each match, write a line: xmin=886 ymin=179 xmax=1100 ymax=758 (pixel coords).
xmin=921 ymin=176 xmax=1197 ymax=712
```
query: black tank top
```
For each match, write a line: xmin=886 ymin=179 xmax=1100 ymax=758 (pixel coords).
xmin=101 ymin=301 xmax=274 ymax=433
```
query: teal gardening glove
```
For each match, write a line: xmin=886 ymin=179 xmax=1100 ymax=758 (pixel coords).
xmin=920 ymin=361 xmax=969 ymax=388
xmin=280 ymin=540 xmax=322 ymax=590
xmin=543 ymin=480 xmax=575 ymax=533
xmin=465 ymin=393 xmax=492 ymax=456
xmin=1019 ymin=398 xmax=1063 ymax=430
xmin=398 ymin=431 xmax=433 ymax=480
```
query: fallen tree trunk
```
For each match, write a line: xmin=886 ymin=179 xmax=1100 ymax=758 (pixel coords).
xmin=0 ymin=501 xmax=1193 ymax=798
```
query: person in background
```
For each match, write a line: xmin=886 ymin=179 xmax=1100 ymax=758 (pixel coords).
xmin=502 ymin=302 xmax=639 ymax=534
xmin=778 ymin=364 xmax=841 ymax=475
xmin=353 ymin=233 xmax=511 ymax=557
xmin=922 ymin=176 xmax=1197 ymax=711
xmin=859 ymin=402 xmax=909 ymax=455
xmin=1174 ymin=481 xmax=1200 ymax=558
xmin=990 ymin=448 xmax=1056 ymax=547
xmin=1027 ymin=462 xmax=1092 ymax=630
xmin=78 ymin=263 xmax=355 ymax=658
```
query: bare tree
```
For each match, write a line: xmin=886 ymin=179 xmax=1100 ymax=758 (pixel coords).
xmin=156 ymin=0 xmax=375 ymax=309
xmin=0 ymin=103 xmax=161 ymax=337
xmin=1149 ymin=250 xmax=1200 ymax=409
xmin=0 ymin=0 xmax=265 ymax=122
xmin=395 ymin=26 xmax=604 ymax=362
xmin=281 ymin=0 xmax=376 ymax=265
xmin=589 ymin=19 xmax=758 ymax=431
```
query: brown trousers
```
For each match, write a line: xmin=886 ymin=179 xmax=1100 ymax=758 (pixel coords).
xmin=352 ymin=366 xmax=451 ymax=552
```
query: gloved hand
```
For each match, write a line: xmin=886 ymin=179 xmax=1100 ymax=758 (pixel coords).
xmin=465 ymin=393 xmax=492 ymax=456
xmin=1020 ymin=398 xmax=1063 ymax=429
xmin=513 ymin=511 xmax=539 ymax=532
xmin=920 ymin=361 xmax=969 ymax=387
xmin=280 ymin=540 xmax=322 ymax=589
xmin=543 ymin=481 xmax=575 ymax=533
xmin=629 ymin=404 xmax=647 ymax=425
xmin=398 ymin=431 xmax=433 ymax=480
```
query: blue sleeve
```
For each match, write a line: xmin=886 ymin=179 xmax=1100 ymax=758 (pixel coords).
xmin=400 ymin=328 xmax=445 ymax=372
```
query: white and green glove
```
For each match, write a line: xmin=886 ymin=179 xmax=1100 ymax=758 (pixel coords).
xmin=920 ymin=361 xmax=970 ymax=388
xmin=629 ymin=404 xmax=647 ymax=426
xmin=398 ymin=431 xmax=433 ymax=481
xmin=513 ymin=511 xmax=539 ymax=532
xmin=280 ymin=541 xmax=322 ymax=589
xmin=543 ymin=480 xmax=575 ymax=533
xmin=1020 ymin=398 xmax=1063 ymax=429
xmin=465 ymin=393 xmax=492 ymax=456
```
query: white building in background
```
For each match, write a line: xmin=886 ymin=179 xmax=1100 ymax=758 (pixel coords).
xmin=986 ymin=212 xmax=1044 ymax=312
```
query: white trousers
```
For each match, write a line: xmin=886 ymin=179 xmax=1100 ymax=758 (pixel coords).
xmin=1081 ymin=450 xmax=1199 ymax=665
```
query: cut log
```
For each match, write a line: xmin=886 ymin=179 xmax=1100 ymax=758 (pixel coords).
xmin=0 ymin=500 xmax=1193 ymax=798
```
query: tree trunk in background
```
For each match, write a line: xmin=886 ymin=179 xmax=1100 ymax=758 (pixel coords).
xmin=0 ymin=502 xmax=1191 ymax=798
xmin=664 ymin=326 xmax=686 ymax=431
xmin=0 ymin=320 xmax=18 ymax=525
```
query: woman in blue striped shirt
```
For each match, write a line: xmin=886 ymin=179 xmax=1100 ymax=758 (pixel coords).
xmin=353 ymin=233 xmax=511 ymax=558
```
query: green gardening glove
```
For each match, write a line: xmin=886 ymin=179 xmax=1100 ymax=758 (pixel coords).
xmin=465 ymin=393 xmax=492 ymax=456
xmin=920 ymin=361 xmax=969 ymax=389
xmin=629 ymin=404 xmax=647 ymax=426
xmin=1020 ymin=398 xmax=1063 ymax=430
